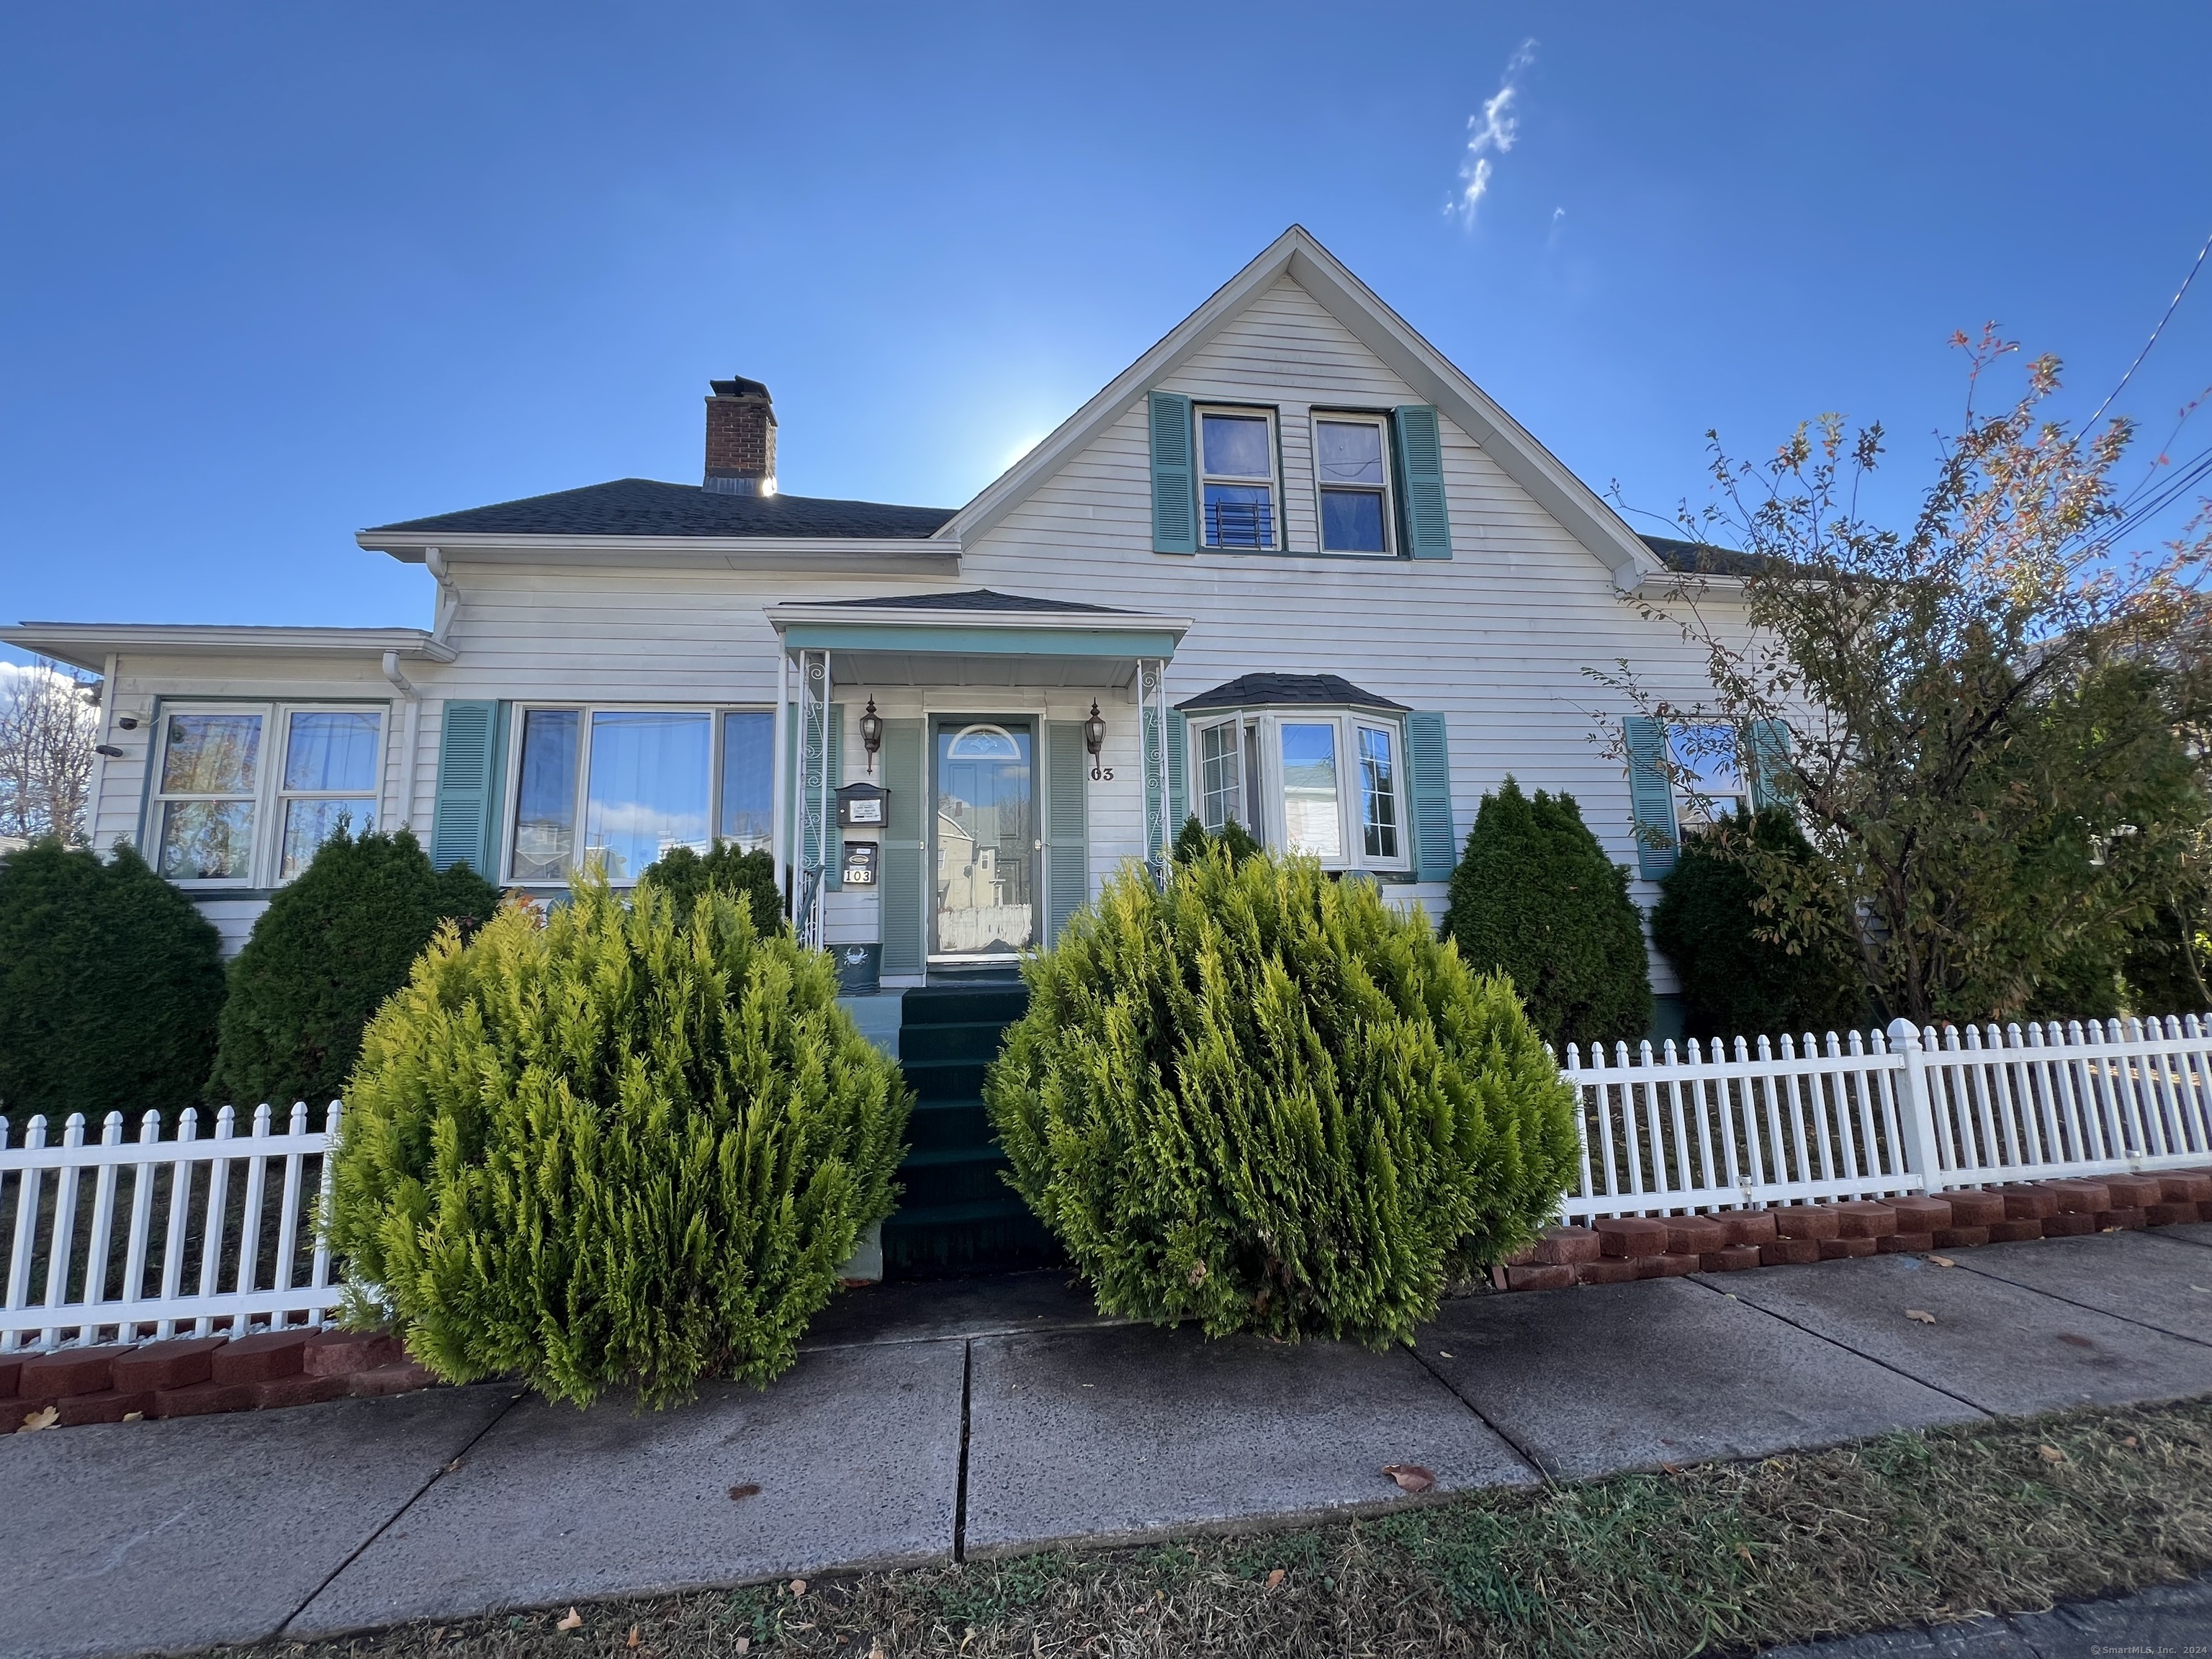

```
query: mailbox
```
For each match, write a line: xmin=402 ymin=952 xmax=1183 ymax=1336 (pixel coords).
xmin=836 ymin=781 xmax=886 ymax=829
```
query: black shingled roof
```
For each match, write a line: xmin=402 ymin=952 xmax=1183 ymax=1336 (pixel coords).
xmin=812 ymin=589 xmax=1129 ymax=614
xmin=1177 ymin=673 xmax=1409 ymax=713
xmin=364 ymin=477 xmax=956 ymax=541
xmin=1640 ymin=534 xmax=1779 ymax=578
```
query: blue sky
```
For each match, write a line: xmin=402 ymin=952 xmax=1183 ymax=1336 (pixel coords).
xmin=4 ymin=3 xmax=2208 ymax=668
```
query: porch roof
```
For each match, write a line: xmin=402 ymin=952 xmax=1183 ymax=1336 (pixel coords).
xmin=1177 ymin=672 xmax=1408 ymax=713
xmin=765 ymin=590 xmax=1187 ymax=689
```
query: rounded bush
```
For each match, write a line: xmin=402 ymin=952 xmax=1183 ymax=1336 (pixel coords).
xmin=1440 ymin=777 xmax=1652 ymax=1053
xmin=637 ymin=840 xmax=783 ymax=935
xmin=984 ymin=848 xmax=1578 ymax=1344
xmin=209 ymin=826 xmax=500 ymax=1112
xmin=1651 ymin=809 xmax=1866 ymax=1043
xmin=0 ymin=840 xmax=226 ymax=1120
xmin=326 ymin=875 xmax=909 ymax=1407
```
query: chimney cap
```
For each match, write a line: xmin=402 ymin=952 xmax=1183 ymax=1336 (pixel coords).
xmin=709 ymin=374 xmax=773 ymax=403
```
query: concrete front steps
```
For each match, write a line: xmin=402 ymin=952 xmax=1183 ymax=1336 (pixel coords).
xmin=882 ymin=981 xmax=1057 ymax=1279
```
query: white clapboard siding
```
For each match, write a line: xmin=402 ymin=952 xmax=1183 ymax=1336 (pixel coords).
xmin=1 ymin=1103 xmax=343 ymax=1352
xmin=1562 ymin=1016 xmax=2212 ymax=1221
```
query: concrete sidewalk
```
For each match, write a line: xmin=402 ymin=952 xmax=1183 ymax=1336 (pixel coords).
xmin=4 ymin=1226 xmax=2211 ymax=1659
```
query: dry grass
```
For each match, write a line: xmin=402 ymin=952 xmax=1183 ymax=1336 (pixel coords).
xmin=210 ymin=1397 xmax=2212 ymax=1659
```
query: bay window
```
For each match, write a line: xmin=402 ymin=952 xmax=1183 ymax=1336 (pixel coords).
xmin=1190 ymin=706 xmax=1410 ymax=874
xmin=507 ymin=705 xmax=773 ymax=884
xmin=150 ymin=703 xmax=384 ymax=886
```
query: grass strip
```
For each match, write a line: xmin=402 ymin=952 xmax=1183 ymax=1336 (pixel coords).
xmin=210 ymin=1395 xmax=2212 ymax=1658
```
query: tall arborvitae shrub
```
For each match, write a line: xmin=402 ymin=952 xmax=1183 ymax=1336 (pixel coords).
xmin=1440 ymin=777 xmax=1652 ymax=1053
xmin=0 ymin=841 xmax=227 ymax=1118
xmin=1172 ymin=814 xmax=1263 ymax=868
xmin=1651 ymin=809 xmax=1866 ymax=1043
xmin=326 ymin=873 xmax=908 ymax=1407
xmin=208 ymin=827 xmax=500 ymax=1111
xmin=985 ymin=846 xmax=1578 ymax=1345
xmin=637 ymin=841 xmax=783 ymax=934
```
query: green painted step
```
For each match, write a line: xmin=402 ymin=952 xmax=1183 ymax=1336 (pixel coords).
xmin=899 ymin=1057 xmax=992 ymax=1102
xmin=899 ymin=1018 xmax=1018 ymax=1063
xmin=879 ymin=1197 xmax=1056 ymax=1277
xmin=898 ymin=1145 xmax=1015 ymax=1208
xmin=906 ymin=1097 xmax=992 ymax=1151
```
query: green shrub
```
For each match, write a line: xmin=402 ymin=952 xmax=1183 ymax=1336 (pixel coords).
xmin=2122 ymin=901 xmax=2212 ymax=1020
xmin=1172 ymin=814 xmax=1263 ymax=868
xmin=637 ymin=840 xmax=783 ymax=934
xmin=0 ymin=840 xmax=228 ymax=1120
xmin=207 ymin=827 xmax=500 ymax=1111
xmin=1652 ymin=809 xmax=1867 ymax=1043
xmin=984 ymin=845 xmax=1578 ymax=1345
xmin=1440 ymin=777 xmax=1652 ymax=1053
xmin=325 ymin=873 xmax=909 ymax=1407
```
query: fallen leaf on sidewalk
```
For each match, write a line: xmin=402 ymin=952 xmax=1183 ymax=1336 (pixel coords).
xmin=19 ymin=1407 xmax=58 ymax=1431
xmin=444 ymin=1457 xmax=464 ymax=1473
xmin=1437 ymin=1351 xmax=1453 ymax=1359
xmin=1265 ymin=1568 xmax=1285 ymax=1589
xmin=729 ymin=1483 xmax=760 ymax=1501
xmin=1382 ymin=1464 xmax=1435 ymax=1493
xmin=557 ymin=1608 xmax=583 ymax=1631
xmin=122 ymin=1411 xmax=144 ymax=1422
xmin=1929 ymin=1255 xmax=1956 ymax=1267
xmin=2038 ymin=1444 xmax=2067 ymax=1464
xmin=1905 ymin=1308 xmax=1937 ymax=1324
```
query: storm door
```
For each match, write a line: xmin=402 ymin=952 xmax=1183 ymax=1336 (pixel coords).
xmin=930 ymin=719 xmax=1037 ymax=959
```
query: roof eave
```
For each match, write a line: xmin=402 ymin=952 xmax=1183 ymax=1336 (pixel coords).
xmin=2 ymin=624 xmax=458 ymax=674
xmin=357 ymin=529 xmax=963 ymax=572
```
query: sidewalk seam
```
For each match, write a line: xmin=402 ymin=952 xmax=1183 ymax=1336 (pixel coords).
xmin=275 ymin=1389 xmax=526 ymax=1640
xmin=1399 ymin=1341 xmax=1554 ymax=1483
xmin=953 ymin=1339 xmax=973 ymax=1564
xmin=1679 ymin=1274 xmax=1996 ymax=1418
xmin=1947 ymin=1256 xmax=2212 ymax=1350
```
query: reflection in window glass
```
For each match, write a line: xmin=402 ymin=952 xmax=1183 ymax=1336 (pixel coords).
xmin=282 ymin=712 xmax=380 ymax=791
xmin=1315 ymin=419 xmax=1386 ymax=485
xmin=1201 ymin=414 xmax=1272 ymax=477
xmin=1317 ymin=418 xmax=1390 ymax=553
xmin=583 ymin=711 xmax=711 ymax=881
xmin=512 ymin=709 xmax=580 ymax=881
xmin=282 ymin=799 xmax=374 ymax=878
xmin=159 ymin=800 xmax=255 ymax=880
xmin=161 ymin=714 xmax=261 ymax=796
xmin=1280 ymin=723 xmax=1341 ymax=858
xmin=1357 ymin=726 xmax=1399 ymax=860
xmin=1199 ymin=721 xmax=1242 ymax=831
xmin=719 ymin=711 xmax=774 ymax=850
xmin=1201 ymin=411 xmax=1276 ymax=549
xmin=1671 ymin=723 xmax=1746 ymax=819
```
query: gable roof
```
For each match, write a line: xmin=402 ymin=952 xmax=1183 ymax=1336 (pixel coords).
xmin=1177 ymin=673 xmax=1409 ymax=713
xmin=1640 ymin=535 xmax=1781 ymax=579
xmin=941 ymin=225 xmax=1665 ymax=589
xmin=360 ymin=477 xmax=953 ymax=544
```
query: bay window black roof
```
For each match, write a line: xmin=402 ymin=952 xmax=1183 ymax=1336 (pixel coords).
xmin=1177 ymin=673 xmax=1408 ymax=713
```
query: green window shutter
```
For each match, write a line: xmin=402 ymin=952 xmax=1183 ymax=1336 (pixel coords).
xmin=1745 ymin=718 xmax=1791 ymax=809
xmin=1623 ymin=715 xmax=1679 ymax=880
xmin=1149 ymin=391 xmax=1197 ymax=554
xmin=1045 ymin=721 xmax=1088 ymax=945
xmin=1391 ymin=405 xmax=1452 ymax=559
xmin=878 ymin=719 xmax=925 ymax=977
xmin=1403 ymin=711 xmax=1457 ymax=881
xmin=430 ymin=699 xmax=500 ymax=874
xmin=1166 ymin=710 xmax=1190 ymax=837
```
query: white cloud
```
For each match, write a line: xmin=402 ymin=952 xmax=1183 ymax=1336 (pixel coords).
xmin=1445 ymin=39 xmax=1537 ymax=230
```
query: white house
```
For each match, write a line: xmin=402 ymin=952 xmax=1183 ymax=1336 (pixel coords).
xmin=9 ymin=228 xmax=1777 ymax=1266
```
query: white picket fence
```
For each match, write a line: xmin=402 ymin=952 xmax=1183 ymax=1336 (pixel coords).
xmin=1 ymin=1102 xmax=342 ymax=1354
xmin=1561 ymin=1015 xmax=2212 ymax=1222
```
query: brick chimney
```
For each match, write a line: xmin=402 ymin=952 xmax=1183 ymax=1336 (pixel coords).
xmin=704 ymin=375 xmax=777 ymax=495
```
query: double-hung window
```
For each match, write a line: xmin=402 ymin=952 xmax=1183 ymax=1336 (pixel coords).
xmin=508 ymin=705 xmax=773 ymax=884
xmin=1313 ymin=414 xmax=1394 ymax=554
xmin=1190 ymin=708 xmax=1409 ymax=873
xmin=1198 ymin=407 xmax=1279 ymax=549
xmin=150 ymin=704 xmax=385 ymax=886
xmin=1669 ymin=723 xmax=1748 ymax=824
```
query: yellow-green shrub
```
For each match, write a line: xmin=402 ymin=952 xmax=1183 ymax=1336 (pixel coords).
xmin=325 ymin=875 xmax=908 ymax=1407
xmin=985 ymin=848 xmax=1578 ymax=1345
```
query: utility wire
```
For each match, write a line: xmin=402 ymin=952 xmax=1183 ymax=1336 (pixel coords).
xmin=2086 ymin=222 xmax=2212 ymax=431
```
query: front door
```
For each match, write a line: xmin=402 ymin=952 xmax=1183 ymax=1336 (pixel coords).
xmin=931 ymin=718 xmax=1036 ymax=960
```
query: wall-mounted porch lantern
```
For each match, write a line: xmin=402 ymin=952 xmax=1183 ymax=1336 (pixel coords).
xmin=1084 ymin=700 xmax=1107 ymax=781
xmin=858 ymin=697 xmax=884 ymax=773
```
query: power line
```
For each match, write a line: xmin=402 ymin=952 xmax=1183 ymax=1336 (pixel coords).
xmin=2087 ymin=222 xmax=2212 ymax=431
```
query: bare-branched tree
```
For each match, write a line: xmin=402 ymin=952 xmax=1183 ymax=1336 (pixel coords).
xmin=0 ymin=656 xmax=99 ymax=845
xmin=1596 ymin=329 xmax=2212 ymax=1025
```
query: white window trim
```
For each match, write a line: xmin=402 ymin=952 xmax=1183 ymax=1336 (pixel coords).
xmin=1187 ymin=707 xmax=1412 ymax=873
xmin=503 ymin=702 xmax=775 ymax=886
xmin=1310 ymin=410 xmax=1395 ymax=557
xmin=1195 ymin=404 xmax=1281 ymax=552
xmin=146 ymin=701 xmax=389 ymax=889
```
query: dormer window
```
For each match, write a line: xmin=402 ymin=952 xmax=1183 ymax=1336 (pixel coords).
xmin=1313 ymin=415 xmax=1393 ymax=554
xmin=1198 ymin=408 xmax=1278 ymax=549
